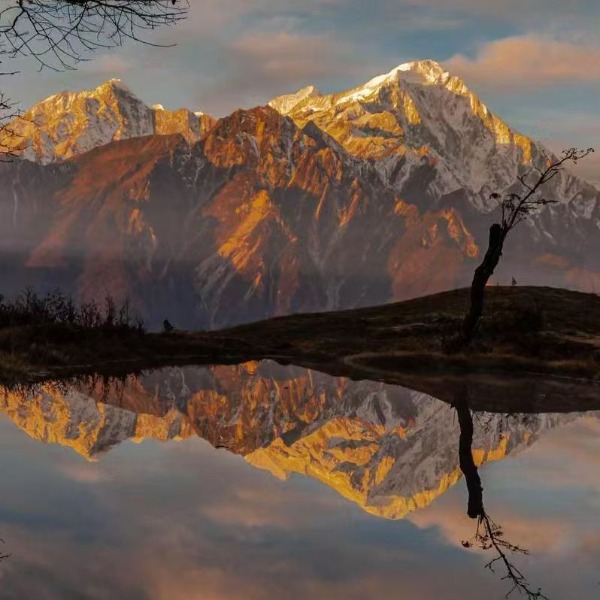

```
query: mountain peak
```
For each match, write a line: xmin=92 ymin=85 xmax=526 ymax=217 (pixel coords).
xmin=268 ymin=85 xmax=321 ymax=114
xmin=397 ymin=59 xmax=447 ymax=78
xmin=101 ymin=78 xmax=133 ymax=93
xmin=3 ymin=79 xmax=214 ymax=163
xmin=362 ymin=59 xmax=451 ymax=91
xmin=37 ymin=79 xmax=135 ymax=107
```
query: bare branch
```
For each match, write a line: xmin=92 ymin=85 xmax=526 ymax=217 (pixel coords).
xmin=0 ymin=537 xmax=9 ymax=562
xmin=490 ymin=147 xmax=595 ymax=237
xmin=0 ymin=1 xmax=190 ymax=70
xmin=0 ymin=73 xmax=20 ymax=160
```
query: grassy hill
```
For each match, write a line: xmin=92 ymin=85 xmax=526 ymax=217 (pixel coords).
xmin=1 ymin=287 xmax=599 ymax=400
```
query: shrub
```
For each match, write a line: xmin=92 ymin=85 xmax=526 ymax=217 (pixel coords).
xmin=0 ymin=288 xmax=144 ymax=333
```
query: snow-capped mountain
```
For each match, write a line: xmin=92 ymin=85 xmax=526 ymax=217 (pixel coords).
xmin=0 ymin=60 xmax=598 ymax=327
xmin=0 ymin=362 xmax=585 ymax=519
xmin=270 ymin=60 xmax=597 ymax=212
xmin=1 ymin=79 xmax=215 ymax=163
xmin=0 ymin=105 xmax=481 ymax=326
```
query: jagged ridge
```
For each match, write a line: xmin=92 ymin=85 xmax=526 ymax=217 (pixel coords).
xmin=0 ymin=60 xmax=598 ymax=327
xmin=1 ymin=79 xmax=216 ymax=163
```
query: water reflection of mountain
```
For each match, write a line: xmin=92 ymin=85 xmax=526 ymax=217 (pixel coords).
xmin=0 ymin=361 xmax=591 ymax=519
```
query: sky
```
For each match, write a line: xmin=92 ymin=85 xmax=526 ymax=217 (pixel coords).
xmin=3 ymin=0 xmax=600 ymax=180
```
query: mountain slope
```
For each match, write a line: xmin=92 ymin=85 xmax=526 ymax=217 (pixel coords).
xmin=0 ymin=61 xmax=598 ymax=327
xmin=0 ymin=79 xmax=215 ymax=163
xmin=270 ymin=60 xmax=600 ymax=290
xmin=0 ymin=105 xmax=481 ymax=327
xmin=269 ymin=60 xmax=593 ymax=205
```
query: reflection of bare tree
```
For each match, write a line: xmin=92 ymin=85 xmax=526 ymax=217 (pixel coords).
xmin=463 ymin=513 xmax=549 ymax=600
xmin=453 ymin=396 xmax=550 ymax=600
xmin=455 ymin=395 xmax=484 ymax=519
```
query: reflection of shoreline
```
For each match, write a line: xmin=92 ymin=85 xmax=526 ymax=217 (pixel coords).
xmin=349 ymin=356 xmax=600 ymax=413
xmin=1 ymin=362 xmax=592 ymax=520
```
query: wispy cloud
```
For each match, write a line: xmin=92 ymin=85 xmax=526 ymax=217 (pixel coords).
xmin=446 ymin=35 xmax=600 ymax=89
xmin=197 ymin=28 xmax=374 ymax=113
xmin=2 ymin=0 xmax=599 ymax=180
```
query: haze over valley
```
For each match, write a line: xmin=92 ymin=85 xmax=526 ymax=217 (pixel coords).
xmin=1 ymin=61 xmax=598 ymax=328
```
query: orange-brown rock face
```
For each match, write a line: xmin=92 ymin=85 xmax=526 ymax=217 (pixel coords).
xmin=0 ymin=63 xmax=599 ymax=327
xmin=153 ymin=107 xmax=216 ymax=143
xmin=2 ymin=103 xmax=484 ymax=327
xmin=15 ymin=134 xmax=190 ymax=308
xmin=0 ymin=363 xmax=579 ymax=519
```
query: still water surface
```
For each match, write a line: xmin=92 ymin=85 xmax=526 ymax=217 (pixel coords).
xmin=0 ymin=361 xmax=599 ymax=599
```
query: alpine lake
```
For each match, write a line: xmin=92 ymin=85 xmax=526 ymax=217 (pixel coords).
xmin=0 ymin=361 xmax=599 ymax=600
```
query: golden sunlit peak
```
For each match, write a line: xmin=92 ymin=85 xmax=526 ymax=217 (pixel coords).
xmin=397 ymin=59 xmax=447 ymax=76
xmin=365 ymin=59 xmax=451 ymax=89
xmin=100 ymin=78 xmax=133 ymax=93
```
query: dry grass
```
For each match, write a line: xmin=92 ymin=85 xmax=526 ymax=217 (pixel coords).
xmin=1 ymin=286 xmax=599 ymax=388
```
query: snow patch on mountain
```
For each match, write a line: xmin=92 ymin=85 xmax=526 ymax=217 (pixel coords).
xmin=2 ymin=80 xmax=213 ymax=163
xmin=268 ymin=59 xmax=597 ymax=219
xmin=269 ymin=85 xmax=321 ymax=114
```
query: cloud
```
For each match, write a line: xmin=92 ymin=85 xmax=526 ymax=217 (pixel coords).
xmin=80 ymin=54 xmax=136 ymax=77
xmin=409 ymin=497 xmax=570 ymax=555
xmin=201 ymin=480 xmax=346 ymax=528
xmin=446 ymin=35 xmax=600 ymax=89
xmin=194 ymin=27 xmax=376 ymax=114
xmin=402 ymin=0 xmax=599 ymax=26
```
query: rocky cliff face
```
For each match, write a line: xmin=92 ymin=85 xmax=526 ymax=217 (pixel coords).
xmin=270 ymin=60 xmax=600 ymax=289
xmin=270 ymin=60 xmax=539 ymax=200
xmin=0 ymin=79 xmax=215 ymax=163
xmin=0 ymin=61 xmax=598 ymax=327
xmin=0 ymin=363 xmax=584 ymax=518
xmin=0 ymin=104 xmax=481 ymax=326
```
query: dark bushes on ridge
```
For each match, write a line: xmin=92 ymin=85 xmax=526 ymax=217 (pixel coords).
xmin=0 ymin=289 xmax=144 ymax=333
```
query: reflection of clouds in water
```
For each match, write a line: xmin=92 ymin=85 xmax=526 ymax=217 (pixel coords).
xmin=200 ymin=481 xmax=347 ymax=529
xmin=56 ymin=463 xmax=111 ymax=484
xmin=0 ymin=421 xmax=497 ymax=600
xmin=516 ymin=418 xmax=600 ymax=489
xmin=409 ymin=492 xmax=569 ymax=554
xmin=1 ymin=402 xmax=600 ymax=599
xmin=408 ymin=417 xmax=600 ymax=599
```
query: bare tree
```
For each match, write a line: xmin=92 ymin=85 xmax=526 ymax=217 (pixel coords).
xmin=460 ymin=147 xmax=595 ymax=345
xmin=0 ymin=1 xmax=189 ymax=70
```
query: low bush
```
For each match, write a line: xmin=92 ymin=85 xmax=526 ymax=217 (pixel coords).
xmin=0 ymin=288 xmax=144 ymax=333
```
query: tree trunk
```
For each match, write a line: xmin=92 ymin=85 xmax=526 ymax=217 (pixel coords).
xmin=462 ymin=223 xmax=505 ymax=342
xmin=454 ymin=396 xmax=484 ymax=519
